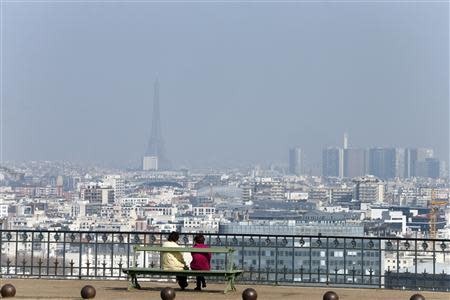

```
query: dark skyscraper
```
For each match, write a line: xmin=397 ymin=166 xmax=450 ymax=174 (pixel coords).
xmin=143 ymin=79 xmax=170 ymax=170
xmin=343 ymin=148 xmax=366 ymax=178
xmin=416 ymin=158 xmax=440 ymax=179
xmin=322 ymin=147 xmax=343 ymax=178
xmin=368 ymin=148 xmax=397 ymax=180
xmin=404 ymin=148 xmax=434 ymax=178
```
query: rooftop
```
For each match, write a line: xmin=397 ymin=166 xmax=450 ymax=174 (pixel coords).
xmin=2 ymin=279 xmax=448 ymax=300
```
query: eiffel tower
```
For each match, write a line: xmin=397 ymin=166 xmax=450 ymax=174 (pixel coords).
xmin=143 ymin=79 xmax=171 ymax=170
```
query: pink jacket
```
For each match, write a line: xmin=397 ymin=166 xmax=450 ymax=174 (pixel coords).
xmin=190 ymin=244 xmax=211 ymax=271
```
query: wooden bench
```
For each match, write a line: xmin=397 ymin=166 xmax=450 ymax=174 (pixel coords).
xmin=122 ymin=246 xmax=243 ymax=293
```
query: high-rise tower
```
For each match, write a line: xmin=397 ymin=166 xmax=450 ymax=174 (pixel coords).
xmin=288 ymin=147 xmax=304 ymax=176
xmin=143 ymin=79 xmax=170 ymax=170
xmin=322 ymin=147 xmax=344 ymax=178
xmin=343 ymin=132 xmax=348 ymax=149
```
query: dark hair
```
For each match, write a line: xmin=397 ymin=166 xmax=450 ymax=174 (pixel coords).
xmin=167 ymin=232 xmax=179 ymax=242
xmin=194 ymin=234 xmax=205 ymax=244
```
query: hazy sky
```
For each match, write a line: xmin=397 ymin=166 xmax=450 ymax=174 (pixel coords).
xmin=4 ymin=2 xmax=449 ymax=168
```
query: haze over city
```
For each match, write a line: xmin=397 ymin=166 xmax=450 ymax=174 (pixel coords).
xmin=1 ymin=2 xmax=450 ymax=298
xmin=4 ymin=3 xmax=448 ymax=168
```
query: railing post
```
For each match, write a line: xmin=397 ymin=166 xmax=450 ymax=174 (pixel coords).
xmin=102 ymin=259 xmax=106 ymax=277
xmin=432 ymin=240 xmax=436 ymax=291
xmin=54 ymin=260 xmax=58 ymax=276
xmin=46 ymin=232 xmax=50 ymax=276
xmin=378 ymin=239 xmax=382 ymax=288
xmin=291 ymin=236 xmax=295 ymax=283
xmin=14 ymin=231 xmax=18 ymax=275
xmin=127 ymin=233 xmax=131 ymax=270
xmin=94 ymin=233 xmax=98 ymax=278
xmin=70 ymin=259 xmax=74 ymax=276
xmin=6 ymin=258 xmax=10 ymax=275
xmin=308 ymin=237 xmax=312 ymax=283
xmin=21 ymin=257 xmax=26 ymax=275
xmin=78 ymin=233 xmax=82 ymax=279
xmin=110 ymin=233 xmax=114 ymax=277
xmin=326 ymin=237 xmax=329 ymax=285
xmin=257 ymin=236 xmax=261 ymax=281
xmin=274 ymin=236 xmax=278 ymax=284
xmin=361 ymin=237 xmax=364 ymax=285
xmin=86 ymin=260 xmax=90 ymax=277
xmin=30 ymin=231 xmax=34 ymax=276
xmin=62 ymin=232 xmax=66 ymax=277
xmin=396 ymin=239 xmax=400 ymax=286
xmin=38 ymin=258 xmax=42 ymax=278
xmin=352 ymin=266 xmax=356 ymax=283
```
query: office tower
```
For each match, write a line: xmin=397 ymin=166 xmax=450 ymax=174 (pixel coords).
xmin=439 ymin=161 xmax=448 ymax=178
xmin=343 ymin=133 xmax=348 ymax=149
xmin=367 ymin=148 xmax=397 ymax=180
xmin=416 ymin=158 xmax=440 ymax=179
xmin=322 ymin=147 xmax=343 ymax=178
xmin=353 ymin=176 xmax=385 ymax=203
xmin=425 ymin=158 xmax=440 ymax=179
xmin=404 ymin=148 xmax=415 ymax=178
xmin=343 ymin=148 xmax=366 ymax=178
xmin=143 ymin=79 xmax=170 ymax=171
xmin=404 ymin=148 xmax=434 ymax=178
xmin=288 ymin=147 xmax=304 ymax=175
xmin=395 ymin=148 xmax=405 ymax=178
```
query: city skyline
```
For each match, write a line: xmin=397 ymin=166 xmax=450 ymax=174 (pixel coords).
xmin=0 ymin=2 xmax=449 ymax=296
xmin=4 ymin=4 xmax=449 ymax=168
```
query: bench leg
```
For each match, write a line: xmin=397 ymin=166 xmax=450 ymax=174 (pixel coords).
xmin=224 ymin=274 xmax=236 ymax=294
xmin=230 ymin=274 xmax=236 ymax=292
xmin=128 ymin=274 xmax=142 ymax=290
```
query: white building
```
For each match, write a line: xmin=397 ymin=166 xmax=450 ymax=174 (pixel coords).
xmin=143 ymin=156 xmax=158 ymax=171
xmin=0 ymin=203 xmax=8 ymax=218
xmin=120 ymin=197 xmax=150 ymax=206
xmin=103 ymin=175 xmax=125 ymax=200
xmin=181 ymin=216 xmax=220 ymax=233
xmin=353 ymin=176 xmax=385 ymax=203
xmin=193 ymin=206 xmax=216 ymax=217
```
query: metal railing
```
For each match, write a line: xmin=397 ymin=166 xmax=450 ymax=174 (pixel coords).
xmin=0 ymin=230 xmax=449 ymax=291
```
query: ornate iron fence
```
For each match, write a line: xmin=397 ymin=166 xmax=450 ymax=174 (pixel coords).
xmin=0 ymin=230 xmax=448 ymax=291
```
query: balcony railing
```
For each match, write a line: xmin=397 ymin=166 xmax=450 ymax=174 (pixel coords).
xmin=0 ymin=230 xmax=449 ymax=291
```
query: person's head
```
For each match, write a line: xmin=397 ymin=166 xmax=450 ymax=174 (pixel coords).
xmin=167 ymin=231 xmax=179 ymax=242
xmin=194 ymin=234 xmax=205 ymax=244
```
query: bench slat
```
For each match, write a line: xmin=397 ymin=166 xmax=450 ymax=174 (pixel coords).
xmin=123 ymin=268 xmax=242 ymax=276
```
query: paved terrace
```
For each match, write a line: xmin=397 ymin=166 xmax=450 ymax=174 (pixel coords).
xmin=0 ymin=279 xmax=448 ymax=300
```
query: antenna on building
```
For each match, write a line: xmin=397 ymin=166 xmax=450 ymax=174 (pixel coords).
xmin=343 ymin=132 xmax=349 ymax=149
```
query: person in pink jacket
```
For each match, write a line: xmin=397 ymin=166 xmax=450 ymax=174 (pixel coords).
xmin=190 ymin=234 xmax=211 ymax=291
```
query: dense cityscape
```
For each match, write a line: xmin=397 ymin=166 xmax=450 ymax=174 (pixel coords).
xmin=2 ymin=1 xmax=449 ymax=298
xmin=1 ymin=141 xmax=448 ymax=238
xmin=1 ymin=81 xmax=448 ymax=240
xmin=0 ymin=81 xmax=448 ymax=295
